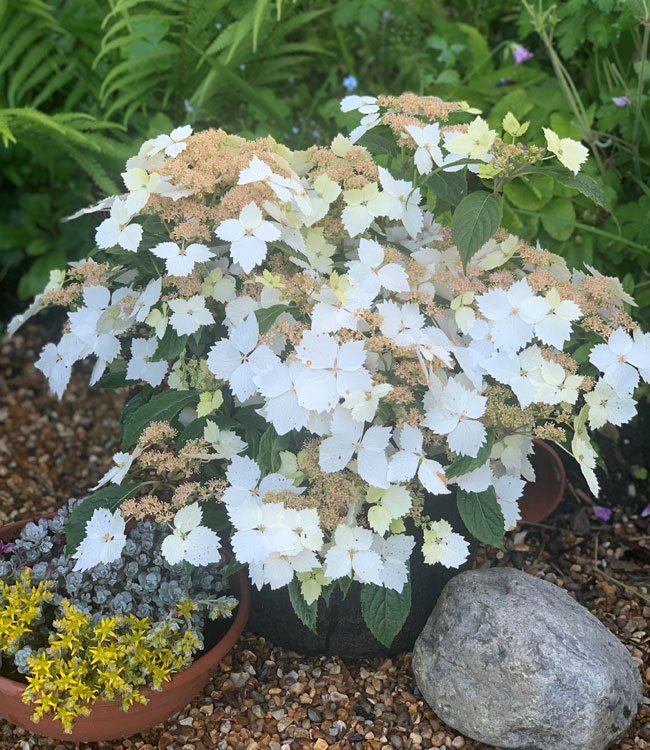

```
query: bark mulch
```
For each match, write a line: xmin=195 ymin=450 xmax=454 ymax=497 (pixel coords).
xmin=0 ymin=322 xmax=649 ymax=750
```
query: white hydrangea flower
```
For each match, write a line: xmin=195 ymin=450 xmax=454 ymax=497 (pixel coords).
xmin=294 ymin=331 xmax=372 ymax=413
xmin=404 ymin=123 xmax=444 ymax=175
xmin=425 ymin=378 xmax=487 ymax=457
xmin=319 ymin=407 xmax=391 ymax=487
xmin=340 ymin=95 xmax=378 ymax=114
xmin=376 ymin=301 xmax=425 ymax=347
xmin=376 ymin=166 xmax=423 ymax=239
xmin=480 ymin=346 xmax=543 ymax=408
xmin=35 ymin=333 xmax=85 ymax=399
xmin=215 ymin=202 xmax=281 ymax=274
xmin=584 ymin=380 xmax=637 ymax=429
xmin=168 ymin=294 xmax=213 ymax=335
xmin=126 ymin=337 xmax=168 ymax=386
xmin=203 ymin=420 xmax=247 ymax=460
xmin=91 ymin=446 xmax=142 ymax=490
xmin=207 ymin=314 xmax=277 ymax=401
xmin=147 ymin=125 xmax=193 ymax=158
xmin=477 ymin=279 xmax=550 ymax=354
xmin=238 ymin=155 xmax=310 ymax=213
xmin=349 ymin=112 xmax=382 ymax=144
xmin=422 ymin=519 xmax=469 ymax=568
xmin=387 ymin=424 xmax=449 ymax=495
xmin=121 ymin=168 xmax=162 ymax=214
xmin=444 ymin=117 xmax=497 ymax=160
xmin=324 ymin=524 xmax=383 ymax=585
xmin=151 ymin=241 xmax=215 ymax=277
xmin=161 ymin=502 xmax=222 ymax=566
xmin=366 ymin=485 xmax=412 ymax=536
xmin=342 ymin=382 xmax=393 ymax=423
xmin=72 ymin=508 xmax=127 ymax=572
xmin=543 ymin=128 xmax=589 ymax=175
xmin=341 ymin=183 xmax=390 ymax=237
xmin=346 ymin=238 xmax=409 ymax=301
xmin=493 ymin=474 xmax=525 ymax=530
xmin=133 ymin=278 xmax=162 ymax=323
xmin=221 ymin=455 xmax=303 ymax=509
xmin=589 ymin=328 xmax=650 ymax=394
xmin=535 ymin=288 xmax=582 ymax=349
xmin=96 ymin=197 xmax=142 ymax=252
xmin=229 ymin=501 xmax=298 ymax=564
xmin=254 ymin=361 xmax=310 ymax=435
xmin=535 ymin=360 xmax=583 ymax=405
xmin=454 ymin=463 xmax=493 ymax=493
xmin=372 ymin=533 xmax=415 ymax=592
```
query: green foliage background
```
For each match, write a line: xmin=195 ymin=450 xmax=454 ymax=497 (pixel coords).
xmin=2 ymin=0 xmax=650 ymax=321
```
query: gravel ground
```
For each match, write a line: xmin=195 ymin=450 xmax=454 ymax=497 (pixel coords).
xmin=0 ymin=322 xmax=649 ymax=750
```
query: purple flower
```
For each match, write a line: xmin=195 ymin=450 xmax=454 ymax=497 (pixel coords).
xmin=612 ymin=95 xmax=632 ymax=108
xmin=521 ymin=144 xmax=528 ymax=151
xmin=343 ymin=75 xmax=358 ymax=92
xmin=512 ymin=44 xmax=534 ymax=66
xmin=641 ymin=502 xmax=650 ymax=518
xmin=593 ymin=505 xmax=612 ymax=523
xmin=0 ymin=540 xmax=14 ymax=556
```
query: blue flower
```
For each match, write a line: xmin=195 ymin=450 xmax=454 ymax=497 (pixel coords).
xmin=342 ymin=75 xmax=358 ymax=92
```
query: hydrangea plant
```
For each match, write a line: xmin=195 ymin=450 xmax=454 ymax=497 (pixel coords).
xmin=11 ymin=93 xmax=649 ymax=646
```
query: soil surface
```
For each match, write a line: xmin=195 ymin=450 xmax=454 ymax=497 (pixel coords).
xmin=0 ymin=321 xmax=649 ymax=750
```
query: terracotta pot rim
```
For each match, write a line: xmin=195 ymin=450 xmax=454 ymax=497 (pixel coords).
xmin=519 ymin=438 xmax=566 ymax=525
xmin=0 ymin=514 xmax=250 ymax=708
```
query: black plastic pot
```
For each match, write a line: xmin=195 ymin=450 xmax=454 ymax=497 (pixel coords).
xmin=248 ymin=493 xmax=476 ymax=659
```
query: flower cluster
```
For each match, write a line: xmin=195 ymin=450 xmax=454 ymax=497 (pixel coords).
xmin=13 ymin=92 xmax=646 ymax=639
xmin=0 ymin=542 xmax=236 ymax=732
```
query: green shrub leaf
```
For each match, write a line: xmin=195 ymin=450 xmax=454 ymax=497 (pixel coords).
xmin=457 ymin=487 xmax=505 ymax=550
xmin=446 ymin=430 xmax=494 ymax=479
xmin=360 ymin=574 xmax=411 ymax=648
xmin=452 ymin=191 xmax=503 ymax=270
xmin=121 ymin=389 xmax=199 ymax=449
xmin=288 ymin=577 xmax=318 ymax=633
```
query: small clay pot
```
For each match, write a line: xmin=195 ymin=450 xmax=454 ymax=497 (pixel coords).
xmin=0 ymin=514 xmax=250 ymax=742
xmin=518 ymin=439 xmax=566 ymax=524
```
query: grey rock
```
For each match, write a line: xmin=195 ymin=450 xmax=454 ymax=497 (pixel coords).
xmin=412 ymin=568 xmax=642 ymax=750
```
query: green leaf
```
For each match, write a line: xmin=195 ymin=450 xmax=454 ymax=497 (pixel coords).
xmin=93 ymin=363 xmax=128 ymax=390
xmin=360 ymin=574 xmax=411 ymax=648
xmin=119 ymin=387 xmax=153 ymax=442
xmin=427 ymin=170 xmax=467 ymax=207
xmin=65 ymin=483 xmax=139 ymax=556
xmin=223 ymin=557 xmax=246 ymax=579
xmin=446 ymin=430 xmax=494 ymax=479
xmin=121 ymin=389 xmax=199 ymax=449
xmin=257 ymin=424 xmax=290 ymax=473
xmin=254 ymin=304 xmax=289 ymax=334
xmin=541 ymin=197 xmax=575 ymax=241
xmin=199 ymin=501 xmax=228 ymax=533
xmin=452 ymin=192 xmax=503 ymax=271
xmin=522 ymin=166 xmax=609 ymax=209
xmin=338 ymin=576 xmax=352 ymax=599
xmin=153 ymin=327 xmax=188 ymax=361
xmin=503 ymin=174 xmax=554 ymax=211
xmin=288 ymin=577 xmax=318 ymax=633
xmin=457 ymin=487 xmax=505 ymax=550
xmin=356 ymin=125 xmax=398 ymax=156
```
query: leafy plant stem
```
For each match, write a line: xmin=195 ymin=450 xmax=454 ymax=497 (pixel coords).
xmin=632 ymin=18 xmax=650 ymax=179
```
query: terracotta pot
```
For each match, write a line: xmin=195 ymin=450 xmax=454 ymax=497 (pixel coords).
xmin=248 ymin=493 xmax=478 ymax=659
xmin=518 ymin=439 xmax=566 ymax=524
xmin=0 ymin=514 xmax=250 ymax=742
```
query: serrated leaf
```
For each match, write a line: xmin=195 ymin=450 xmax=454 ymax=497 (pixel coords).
xmin=121 ymin=389 xmax=199 ymax=449
xmin=452 ymin=192 xmax=503 ymax=271
xmin=427 ymin=170 xmax=467 ymax=207
xmin=457 ymin=487 xmax=505 ymax=550
xmin=446 ymin=430 xmax=494 ymax=479
xmin=153 ymin=327 xmax=188 ymax=361
xmin=65 ymin=483 xmax=139 ymax=556
xmin=199 ymin=501 xmax=229 ymax=533
xmin=119 ymin=386 xmax=153 ymax=441
xmin=338 ymin=576 xmax=352 ymax=599
xmin=254 ymin=304 xmax=289 ymax=334
xmin=522 ymin=166 xmax=609 ymax=209
xmin=360 ymin=575 xmax=411 ymax=648
xmin=288 ymin=577 xmax=318 ymax=633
